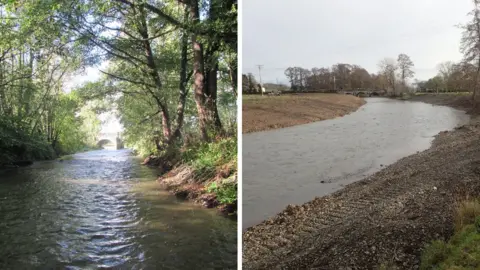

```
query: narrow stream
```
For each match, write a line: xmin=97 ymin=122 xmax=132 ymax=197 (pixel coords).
xmin=243 ymin=98 xmax=470 ymax=229
xmin=0 ymin=149 xmax=236 ymax=269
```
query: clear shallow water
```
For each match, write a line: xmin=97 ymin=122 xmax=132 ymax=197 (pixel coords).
xmin=243 ymin=98 xmax=470 ymax=229
xmin=0 ymin=149 xmax=236 ymax=269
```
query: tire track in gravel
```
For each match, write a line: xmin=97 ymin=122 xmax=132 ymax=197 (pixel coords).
xmin=243 ymin=172 xmax=429 ymax=269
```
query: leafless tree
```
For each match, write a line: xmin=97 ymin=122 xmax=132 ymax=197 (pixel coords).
xmin=350 ymin=65 xmax=371 ymax=89
xmin=378 ymin=58 xmax=398 ymax=95
xmin=284 ymin=67 xmax=311 ymax=91
xmin=397 ymin=53 xmax=415 ymax=92
xmin=459 ymin=0 xmax=480 ymax=101
xmin=437 ymin=61 xmax=455 ymax=91
xmin=331 ymin=63 xmax=352 ymax=90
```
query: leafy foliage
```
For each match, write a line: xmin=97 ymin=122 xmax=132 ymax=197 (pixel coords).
xmin=0 ymin=117 xmax=56 ymax=163
xmin=207 ymin=180 xmax=237 ymax=204
xmin=0 ymin=1 xmax=103 ymax=163
xmin=182 ymin=137 xmax=237 ymax=179
xmin=0 ymin=1 xmax=237 ymax=208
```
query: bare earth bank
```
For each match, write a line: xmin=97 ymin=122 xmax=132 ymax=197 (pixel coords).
xmin=242 ymin=93 xmax=365 ymax=133
xmin=243 ymin=94 xmax=480 ymax=269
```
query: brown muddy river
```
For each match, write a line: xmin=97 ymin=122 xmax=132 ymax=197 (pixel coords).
xmin=243 ymin=98 xmax=470 ymax=229
xmin=0 ymin=149 xmax=236 ymax=269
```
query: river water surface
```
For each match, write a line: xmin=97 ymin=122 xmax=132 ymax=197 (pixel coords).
xmin=243 ymin=98 xmax=470 ymax=229
xmin=0 ymin=149 xmax=236 ymax=269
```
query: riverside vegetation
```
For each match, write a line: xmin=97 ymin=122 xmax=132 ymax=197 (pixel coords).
xmin=0 ymin=1 xmax=237 ymax=213
xmin=420 ymin=199 xmax=480 ymax=270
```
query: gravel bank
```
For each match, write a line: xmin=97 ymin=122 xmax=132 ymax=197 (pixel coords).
xmin=243 ymin=94 xmax=480 ymax=269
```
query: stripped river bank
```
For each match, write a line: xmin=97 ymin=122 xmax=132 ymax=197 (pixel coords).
xmin=243 ymin=94 xmax=480 ymax=269
xmin=243 ymin=93 xmax=365 ymax=133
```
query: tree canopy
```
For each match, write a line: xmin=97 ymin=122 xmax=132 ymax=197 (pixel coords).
xmin=0 ymin=0 xmax=237 ymax=162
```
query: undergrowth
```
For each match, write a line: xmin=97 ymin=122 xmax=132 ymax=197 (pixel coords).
xmin=0 ymin=117 xmax=95 ymax=165
xmin=181 ymin=137 xmax=237 ymax=206
xmin=420 ymin=199 xmax=480 ymax=270
xmin=182 ymin=137 xmax=237 ymax=180
xmin=206 ymin=178 xmax=237 ymax=204
xmin=0 ymin=118 xmax=56 ymax=164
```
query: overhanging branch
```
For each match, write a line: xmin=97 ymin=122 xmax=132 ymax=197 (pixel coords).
xmin=100 ymin=70 xmax=156 ymax=88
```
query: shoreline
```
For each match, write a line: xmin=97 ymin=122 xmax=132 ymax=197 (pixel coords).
xmin=142 ymin=144 xmax=238 ymax=220
xmin=243 ymin=93 xmax=480 ymax=269
xmin=243 ymin=93 xmax=365 ymax=133
xmin=0 ymin=146 xmax=102 ymax=171
xmin=156 ymin=165 xmax=238 ymax=220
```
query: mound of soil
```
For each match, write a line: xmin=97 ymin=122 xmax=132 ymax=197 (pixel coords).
xmin=243 ymin=93 xmax=365 ymax=133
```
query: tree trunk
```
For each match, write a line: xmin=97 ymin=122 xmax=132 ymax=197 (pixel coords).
xmin=190 ymin=0 xmax=221 ymax=141
xmin=474 ymin=57 xmax=480 ymax=102
xmin=207 ymin=0 xmax=223 ymax=131
xmin=172 ymin=10 xmax=190 ymax=140
xmin=0 ymin=50 xmax=4 ymax=115
xmin=229 ymin=60 xmax=237 ymax=96
xmin=205 ymin=62 xmax=222 ymax=129
xmin=136 ymin=5 xmax=172 ymax=143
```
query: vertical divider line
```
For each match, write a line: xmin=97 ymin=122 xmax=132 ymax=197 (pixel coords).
xmin=237 ymin=0 xmax=243 ymax=268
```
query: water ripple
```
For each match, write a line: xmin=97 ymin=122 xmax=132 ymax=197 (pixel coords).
xmin=0 ymin=149 xmax=236 ymax=269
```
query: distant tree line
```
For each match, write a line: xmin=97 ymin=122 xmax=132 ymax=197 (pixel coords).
xmin=242 ymin=73 xmax=261 ymax=94
xmin=415 ymin=62 xmax=477 ymax=93
xmin=278 ymin=53 xmax=415 ymax=96
xmin=242 ymin=50 xmax=480 ymax=97
xmin=243 ymin=0 xmax=480 ymax=102
xmin=283 ymin=64 xmax=379 ymax=92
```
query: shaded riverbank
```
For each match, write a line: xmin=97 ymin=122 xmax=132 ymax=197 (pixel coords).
xmin=143 ymin=137 xmax=238 ymax=218
xmin=156 ymin=165 xmax=238 ymax=218
xmin=243 ymin=94 xmax=480 ymax=269
xmin=242 ymin=93 xmax=365 ymax=133
xmin=0 ymin=146 xmax=101 ymax=171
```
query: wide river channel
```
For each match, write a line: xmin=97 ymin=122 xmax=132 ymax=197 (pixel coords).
xmin=243 ymin=98 xmax=470 ymax=229
xmin=0 ymin=149 xmax=236 ymax=269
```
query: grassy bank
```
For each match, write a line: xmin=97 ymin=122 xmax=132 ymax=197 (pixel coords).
xmin=242 ymin=93 xmax=365 ymax=133
xmin=152 ymin=137 xmax=238 ymax=216
xmin=421 ymin=199 xmax=480 ymax=269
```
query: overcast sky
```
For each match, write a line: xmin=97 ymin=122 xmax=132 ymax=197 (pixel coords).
xmin=243 ymin=0 xmax=472 ymax=84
